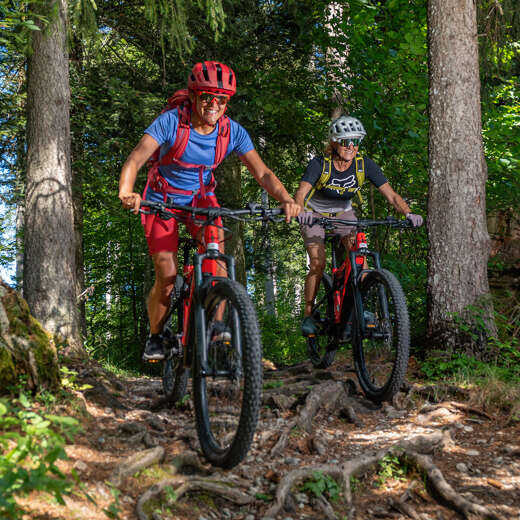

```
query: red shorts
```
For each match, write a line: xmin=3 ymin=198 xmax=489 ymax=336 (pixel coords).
xmin=142 ymin=194 xmax=222 ymax=255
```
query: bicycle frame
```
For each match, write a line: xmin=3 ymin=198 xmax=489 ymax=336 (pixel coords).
xmin=312 ymin=226 xmax=385 ymax=341
xmin=145 ymin=201 xmax=282 ymax=376
xmin=164 ymin=221 xmax=239 ymax=376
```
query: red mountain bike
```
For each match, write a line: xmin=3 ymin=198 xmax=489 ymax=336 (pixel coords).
xmin=140 ymin=200 xmax=282 ymax=468
xmin=306 ymin=216 xmax=414 ymax=403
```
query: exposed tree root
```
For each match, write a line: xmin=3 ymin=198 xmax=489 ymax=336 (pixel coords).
xmin=108 ymin=446 xmax=165 ymax=487
xmin=270 ymin=380 xmax=360 ymax=455
xmin=407 ymin=383 xmax=470 ymax=403
xmin=403 ymin=451 xmax=500 ymax=520
xmin=265 ymin=433 xmax=499 ymax=520
xmin=135 ymin=476 xmax=254 ymax=520
xmin=419 ymin=400 xmax=492 ymax=420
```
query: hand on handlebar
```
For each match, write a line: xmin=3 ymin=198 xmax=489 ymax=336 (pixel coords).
xmin=296 ymin=211 xmax=315 ymax=226
xmin=280 ymin=201 xmax=302 ymax=223
xmin=119 ymin=191 xmax=142 ymax=214
xmin=406 ymin=213 xmax=423 ymax=227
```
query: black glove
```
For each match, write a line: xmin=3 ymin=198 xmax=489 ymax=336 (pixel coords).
xmin=406 ymin=213 xmax=423 ymax=227
xmin=296 ymin=211 xmax=315 ymax=226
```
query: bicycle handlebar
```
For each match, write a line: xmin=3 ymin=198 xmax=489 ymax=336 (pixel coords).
xmin=313 ymin=216 xmax=414 ymax=230
xmin=139 ymin=200 xmax=284 ymax=223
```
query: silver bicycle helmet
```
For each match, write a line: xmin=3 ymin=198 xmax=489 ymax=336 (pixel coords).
xmin=328 ymin=116 xmax=366 ymax=142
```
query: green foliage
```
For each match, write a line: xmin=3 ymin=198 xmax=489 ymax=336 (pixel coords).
xmin=483 ymin=78 xmax=520 ymax=212
xmin=263 ymin=380 xmax=284 ymax=390
xmin=377 ymin=454 xmax=408 ymax=487
xmin=103 ymin=484 xmax=122 ymax=519
xmin=300 ymin=470 xmax=340 ymax=502
xmin=254 ymin=492 xmax=273 ymax=502
xmin=421 ymin=337 xmax=520 ymax=382
xmin=0 ymin=393 xmax=80 ymax=518
xmin=60 ymin=366 xmax=93 ymax=392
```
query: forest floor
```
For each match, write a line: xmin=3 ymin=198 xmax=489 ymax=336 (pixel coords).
xmin=19 ymin=354 xmax=520 ymax=520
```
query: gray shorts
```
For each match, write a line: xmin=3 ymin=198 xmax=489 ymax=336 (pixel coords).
xmin=300 ymin=208 xmax=357 ymax=247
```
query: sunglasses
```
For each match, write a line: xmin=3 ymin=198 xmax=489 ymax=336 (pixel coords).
xmin=338 ymin=138 xmax=362 ymax=147
xmin=198 ymin=91 xmax=229 ymax=106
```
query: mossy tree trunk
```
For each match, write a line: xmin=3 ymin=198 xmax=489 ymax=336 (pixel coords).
xmin=0 ymin=281 xmax=60 ymax=391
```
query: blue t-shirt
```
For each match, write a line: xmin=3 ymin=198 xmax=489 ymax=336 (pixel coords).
xmin=144 ymin=110 xmax=254 ymax=204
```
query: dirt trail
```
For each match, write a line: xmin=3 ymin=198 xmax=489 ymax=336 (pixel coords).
xmin=22 ymin=357 xmax=520 ymax=520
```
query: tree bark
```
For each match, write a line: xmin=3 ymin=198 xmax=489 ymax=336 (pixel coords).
xmin=427 ymin=0 xmax=496 ymax=354
xmin=24 ymin=0 xmax=82 ymax=354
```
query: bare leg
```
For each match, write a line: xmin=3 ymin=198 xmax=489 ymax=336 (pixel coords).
xmin=303 ymin=243 xmax=326 ymax=317
xmin=148 ymin=251 xmax=178 ymax=334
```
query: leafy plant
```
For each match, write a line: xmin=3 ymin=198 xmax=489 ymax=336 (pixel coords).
xmin=103 ymin=484 xmax=122 ymax=519
xmin=0 ymin=393 xmax=80 ymax=518
xmin=300 ymin=471 xmax=340 ymax=502
xmin=377 ymin=455 xmax=408 ymax=487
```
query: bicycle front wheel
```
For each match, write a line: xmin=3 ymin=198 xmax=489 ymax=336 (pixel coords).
xmin=193 ymin=278 xmax=262 ymax=468
xmin=307 ymin=273 xmax=338 ymax=369
xmin=353 ymin=268 xmax=410 ymax=403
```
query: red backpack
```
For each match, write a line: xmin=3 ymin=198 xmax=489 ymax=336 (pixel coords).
xmin=145 ymin=89 xmax=231 ymax=201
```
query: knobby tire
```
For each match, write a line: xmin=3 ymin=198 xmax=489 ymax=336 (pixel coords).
xmin=353 ymin=268 xmax=410 ymax=403
xmin=193 ymin=278 xmax=262 ymax=468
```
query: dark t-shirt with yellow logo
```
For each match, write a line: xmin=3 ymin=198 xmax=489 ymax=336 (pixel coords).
xmin=302 ymin=155 xmax=388 ymax=213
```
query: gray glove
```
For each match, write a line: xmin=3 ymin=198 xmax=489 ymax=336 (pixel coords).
xmin=297 ymin=211 xmax=315 ymax=226
xmin=406 ymin=213 xmax=423 ymax=227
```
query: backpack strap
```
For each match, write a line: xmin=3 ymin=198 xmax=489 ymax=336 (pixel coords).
xmin=350 ymin=156 xmax=365 ymax=203
xmin=158 ymin=105 xmax=191 ymax=167
xmin=304 ymin=156 xmax=332 ymax=209
xmin=147 ymin=108 xmax=231 ymax=201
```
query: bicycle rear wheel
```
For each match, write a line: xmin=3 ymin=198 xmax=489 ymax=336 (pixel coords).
xmin=307 ymin=273 xmax=338 ymax=369
xmin=162 ymin=276 xmax=189 ymax=404
xmin=193 ymin=278 xmax=262 ymax=468
xmin=353 ymin=268 xmax=410 ymax=403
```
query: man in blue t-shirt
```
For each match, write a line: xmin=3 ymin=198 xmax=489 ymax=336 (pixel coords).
xmin=119 ymin=61 xmax=301 ymax=360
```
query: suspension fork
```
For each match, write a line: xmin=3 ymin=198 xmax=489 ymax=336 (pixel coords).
xmin=193 ymin=240 xmax=240 ymax=378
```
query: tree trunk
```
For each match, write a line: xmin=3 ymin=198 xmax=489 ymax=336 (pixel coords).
xmin=71 ymin=35 xmax=87 ymax=340
xmin=427 ymin=0 xmax=496 ymax=355
xmin=24 ymin=0 xmax=82 ymax=354
xmin=215 ymin=154 xmax=246 ymax=285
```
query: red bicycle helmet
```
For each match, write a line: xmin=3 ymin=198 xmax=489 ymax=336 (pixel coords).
xmin=188 ymin=61 xmax=237 ymax=97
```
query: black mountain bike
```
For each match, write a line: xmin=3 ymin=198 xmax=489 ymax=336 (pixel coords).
xmin=306 ymin=216 xmax=414 ymax=403
xmin=140 ymin=200 xmax=282 ymax=468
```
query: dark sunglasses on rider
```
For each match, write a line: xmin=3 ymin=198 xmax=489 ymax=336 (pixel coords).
xmin=198 ymin=91 xmax=229 ymax=106
xmin=338 ymin=138 xmax=362 ymax=148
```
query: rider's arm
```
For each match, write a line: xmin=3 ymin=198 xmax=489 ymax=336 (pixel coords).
xmin=378 ymin=182 xmax=411 ymax=216
xmin=294 ymin=181 xmax=313 ymax=208
xmin=239 ymin=149 xmax=301 ymax=222
xmin=119 ymin=134 xmax=160 ymax=213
